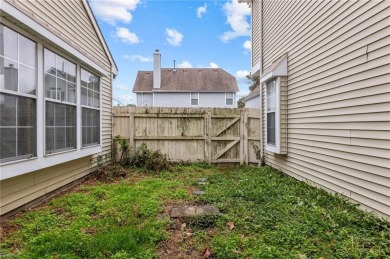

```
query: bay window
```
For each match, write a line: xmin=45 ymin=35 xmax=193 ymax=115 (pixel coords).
xmin=0 ymin=23 xmax=102 ymax=170
xmin=0 ymin=25 xmax=37 ymax=162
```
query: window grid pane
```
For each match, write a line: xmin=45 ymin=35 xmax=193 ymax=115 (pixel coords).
xmin=0 ymin=93 xmax=36 ymax=162
xmin=0 ymin=25 xmax=37 ymax=96
xmin=44 ymin=49 xmax=76 ymax=104
xmin=81 ymin=68 xmax=100 ymax=108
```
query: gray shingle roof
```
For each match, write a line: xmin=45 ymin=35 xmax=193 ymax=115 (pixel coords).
xmin=133 ymin=68 xmax=239 ymax=93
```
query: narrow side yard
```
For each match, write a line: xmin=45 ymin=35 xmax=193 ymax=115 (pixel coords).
xmin=1 ymin=164 xmax=389 ymax=258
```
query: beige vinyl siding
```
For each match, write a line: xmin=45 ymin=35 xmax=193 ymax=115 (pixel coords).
xmin=258 ymin=0 xmax=390 ymax=217
xmin=0 ymin=158 xmax=93 ymax=215
xmin=251 ymin=0 xmax=261 ymax=66
xmin=0 ymin=1 xmax=113 ymax=216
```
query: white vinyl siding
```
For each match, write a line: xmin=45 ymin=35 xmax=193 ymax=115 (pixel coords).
xmin=257 ymin=0 xmax=390 ymax=217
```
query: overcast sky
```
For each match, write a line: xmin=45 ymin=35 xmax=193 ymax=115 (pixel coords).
xmin=89 ymin=0 xmax=252 ymax=105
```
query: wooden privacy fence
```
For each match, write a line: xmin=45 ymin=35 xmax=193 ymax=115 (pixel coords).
xmin=112 ymin=107 xmax=261 ymax=164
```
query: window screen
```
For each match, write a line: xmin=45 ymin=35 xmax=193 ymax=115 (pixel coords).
xmin=0 ymin=93 xmax=36 ymax=162
xmin=45 ymin=102 xmax=76 ymax=153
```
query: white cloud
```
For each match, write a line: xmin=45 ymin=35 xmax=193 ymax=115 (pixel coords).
xmin=166 ymin=28 xmax=183 ymax=46
xmin=235 ymin=70 xmax=250 ymax=83
xmin=115 ymin=27 xmax=139 ymax=44
xmin=196 ymin=3 xmax=207 ymax=18
xmin=237 ymin=90 xmax=250 ymax=98
xmin=114 ymin=84 xmax=129 ymax=91
xmin=177 ymin=60 xmax=193 ymax=68
xmin=124 ymin=54 xmax=152 ymax=62
xmin=208 ymin=62 xmax=219 ymax=68
xmin=243 ymin=40 xmax=251 ymax=51
xmin=90 ymin=0 xmax=141 ymax=25
xmin=221 ymin=0 xmax=251 ymax=42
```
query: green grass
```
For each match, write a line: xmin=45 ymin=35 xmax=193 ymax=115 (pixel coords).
xmin=1 ymin=164 xmax=389 ymax=258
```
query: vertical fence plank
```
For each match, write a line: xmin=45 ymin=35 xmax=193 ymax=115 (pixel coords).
xmin=129 ymin=114 xmax=134 ymax=147
xmin=239 ymin=110 xmax=244 ymax=165
xmin=204 ymin=111 xmax=212 ymax=163
xmin=244 ymin=110 xmax=249 ymax=165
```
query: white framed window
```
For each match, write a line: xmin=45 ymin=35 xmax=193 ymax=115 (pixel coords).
xmin=81 ymin=68 xmax=100 ymax=147
xmin=0 ymin=24 xmax=37 ymax=163
xmin=226 ymin=92 xmax=234 ymax=105
xmin=44 ymin=49 xmax=77 ymax=154
xmin=265 ymin=78 xmax=280 ymax=153
xmin=190 ymin=92 xmax=199 ymax=106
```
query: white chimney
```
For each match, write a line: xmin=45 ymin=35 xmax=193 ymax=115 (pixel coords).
xmin=153 ymin=49 xmax=161 ymax=89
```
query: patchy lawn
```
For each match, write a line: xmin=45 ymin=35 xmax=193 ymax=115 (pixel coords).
xmin=1 ymin=164 xmax=389 ymax=258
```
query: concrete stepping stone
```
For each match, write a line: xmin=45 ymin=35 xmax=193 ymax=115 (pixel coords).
xmin=192 ymin=190 xmax=205 ymax=195
xmin=170 ymin=206 xmax=220 ymax=218
xmin=198 ymin=181 xmax=207 ymax=185
xmin=198 ymin=178 xmax=207 ymax=182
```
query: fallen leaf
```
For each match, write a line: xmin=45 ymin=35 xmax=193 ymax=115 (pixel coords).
xmin=227 ymin=221 xmax=235 ymax=230
xmin=181 ymin=223 xmax=186 ymax=230
xmin=202 ymin=247 xmax=211 ymax=258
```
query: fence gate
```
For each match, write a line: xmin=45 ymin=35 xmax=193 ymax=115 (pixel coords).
xmin=112 ymin=107 xmax=260 ymax=165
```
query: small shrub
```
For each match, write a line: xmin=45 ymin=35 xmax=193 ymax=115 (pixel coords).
xmin=112 ymin=136 xmax=172 ymax=174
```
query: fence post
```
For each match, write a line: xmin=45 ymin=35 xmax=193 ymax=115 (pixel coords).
xmin=239 ymin=110 xmax=244 ymax=165
xmin=204 ymin=111 xmax=212 ymax=163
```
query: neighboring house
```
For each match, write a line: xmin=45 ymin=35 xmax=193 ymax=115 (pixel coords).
xmin=133 ymin=50 xmax=239 ymax=108
xmin=248 ymin=0 xmax=389 ymax=217
xmin=0 ymin=0 xmax=117 ymax=218
xmin=243 ymin=85 xmax=260 ymax=109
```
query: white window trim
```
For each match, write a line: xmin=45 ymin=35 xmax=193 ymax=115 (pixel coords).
xmin=0 ymin=26 xmax=103 ymax=181
xmin=190 ymin=92 xmax=199 ymax=106
xmin=225 ymin=92 xmax=234 ymax=106
xmin=265 ymin=77 xmax=281 ymax=154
